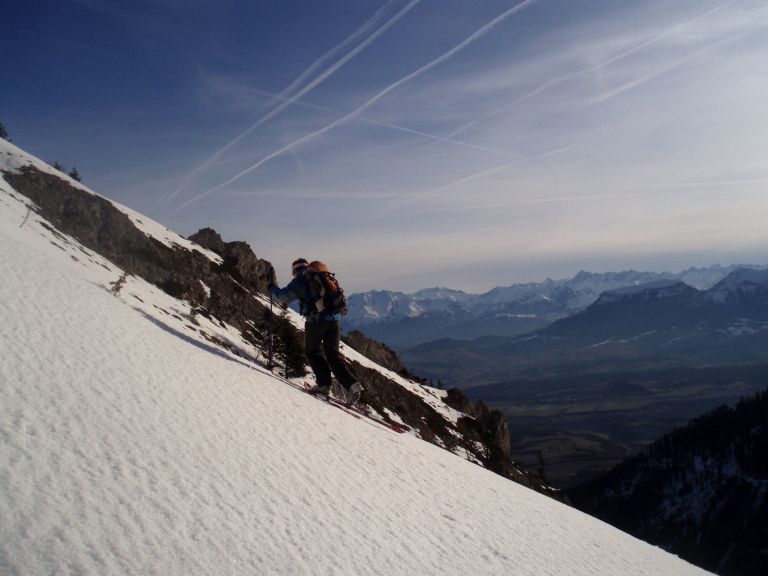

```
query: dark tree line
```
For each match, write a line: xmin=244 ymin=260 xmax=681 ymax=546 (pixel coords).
xmin=51 ymin=161 xmax=82 ymax=182
xmin=571 ymin=387 xmax=768 ymax=576
xmin=0 ymin=122 xmax=82 ymax=182
xmin=647 ymin=388 xmax=768 ymax=478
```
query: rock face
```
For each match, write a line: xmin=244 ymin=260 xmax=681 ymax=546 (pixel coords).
xmin=190 ymin=228 xmax=275 ymax=294
xmin=342 ymin=330 xmax=414 ymax=378
xmin=443 ymin=388 xmax=531 ymax=489
xmin=4 ymin=167 xmax=271 ymax=352
xmin=188 ymin=227 xmax=227 ymax=254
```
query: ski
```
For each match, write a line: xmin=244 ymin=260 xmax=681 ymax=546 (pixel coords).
xmin=264 ymin=367 xmax=408 ymax=434
xmin=302 ymin=382 xmax=408 ymax=434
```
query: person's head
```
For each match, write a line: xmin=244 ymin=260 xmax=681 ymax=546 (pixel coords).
xmin=291 ymin=258 xmax=309 ymax=278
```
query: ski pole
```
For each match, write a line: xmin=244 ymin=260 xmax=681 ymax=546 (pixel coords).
xmin=268 ymin=292 xmax=274 ymax=370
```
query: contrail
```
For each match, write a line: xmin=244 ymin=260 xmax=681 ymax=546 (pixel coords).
xmin=433 ymin=145 xmax=572 ymax=194
xmin=590 ymin=32 xmax=745 ymax=105
xmin=388 ymin=192 xmax=627 ymax=217
xmin=667 ymin=178 xmax=768 ymax=189
xmin=257 ymin=0 xmax=400 ymax=114
xmin=247 ymin=86 xmax=526 ymax=158
xmin=431 ymin=78 xmax=559 ymax=144
xmin=174 ymin=0 xmax=540 ymax=212
xmin=366 ymin=118 xmax=526 ymax=158
xmin=436 ymin=0 xmax=738 ymax=142
xmin=165 ymin=0 xmax=420 ymax=204
xmin=379 ymin=145 xmax=572 ymax=214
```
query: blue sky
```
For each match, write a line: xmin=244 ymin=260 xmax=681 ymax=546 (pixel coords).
xmin=3 ymin=0 xmax=768 ymax=292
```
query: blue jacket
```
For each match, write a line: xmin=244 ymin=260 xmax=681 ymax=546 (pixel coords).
xmin=270 ymin=276 xmax=341 ymax=323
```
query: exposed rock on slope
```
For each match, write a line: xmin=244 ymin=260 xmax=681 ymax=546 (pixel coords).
xmin=342 ymin=329 xmax=416 ymax=378
xmin=3 ymin=167 xmax=272 ymax=354
xmin=189 ymin=227 xmax=274 ymax=294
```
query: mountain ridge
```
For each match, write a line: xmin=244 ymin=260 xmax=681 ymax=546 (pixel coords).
xmin=346 ymin=265 xmax=767 ymax=349
xmin=405 ymin=268 xmax=768 ymax=372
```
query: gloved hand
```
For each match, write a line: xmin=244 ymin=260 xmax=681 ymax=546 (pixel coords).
xmin=267 ymin=264 xmax=277 ymax=287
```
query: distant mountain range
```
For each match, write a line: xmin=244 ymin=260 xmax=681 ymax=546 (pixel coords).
xmin=523 ymin=268 xmax=768 ymax=366
xmin=346 ymin=266 xmax=767 ymax=349
xmin=400 ymin=267 xmax=768 ymax=385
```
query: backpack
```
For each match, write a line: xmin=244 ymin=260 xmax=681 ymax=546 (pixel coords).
xmin=305 ymin=261 xmax=347 ymax=316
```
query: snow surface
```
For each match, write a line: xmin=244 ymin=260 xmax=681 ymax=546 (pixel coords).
xmin=1 ymin=160 xmax=710 ymax=575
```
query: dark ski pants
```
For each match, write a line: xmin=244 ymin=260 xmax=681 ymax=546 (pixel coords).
xmin=305 ymin=320 xmax=355 ymax=390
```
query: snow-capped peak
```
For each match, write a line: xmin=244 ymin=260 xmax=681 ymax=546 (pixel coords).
xmin=707 ymin=268 xmax=768 ymax=304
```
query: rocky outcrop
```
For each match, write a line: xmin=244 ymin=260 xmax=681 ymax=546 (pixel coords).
xmin=3 ymin=167 xmax=272 ymax=349
xmin=342 ymin=330 xmax=561 ymax=499
xmin=188 ymin=227 xmax=226 ymax=254
xmin=342 ymin=330 xmax=416 ymax=378
xmin=443 ymin=387 xmax=564 ymax=498
xmin=189 ymin=228 xmax=274 ymax=293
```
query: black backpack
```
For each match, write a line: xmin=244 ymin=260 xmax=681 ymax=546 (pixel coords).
xmin=305 ymin=261 xmax=347 ymax=315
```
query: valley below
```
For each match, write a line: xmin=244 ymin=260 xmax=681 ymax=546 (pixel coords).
xmin=469 ymin=363 xmax=768 ymax=489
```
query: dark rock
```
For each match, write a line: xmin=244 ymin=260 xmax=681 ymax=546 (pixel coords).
xmin=443 ymin=387 xmax=563 ymax=498
xmin=340 ymin=330 xmax=558 ymax=495
xmin=342 ymin=330 xmax=415 ymax=378
xmin=220 ymin=240 xmax=273 ymax=294
xmin=189 ymin=228 xmax=227 ymax=255
xmin=190 ymin=229 xmax=273 ymax=294
xmin=3 ymin=166 xmax=271 ymax=350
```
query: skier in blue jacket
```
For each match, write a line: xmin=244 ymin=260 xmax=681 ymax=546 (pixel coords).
xmin=270 ymin=258 xmax=363 ymax=405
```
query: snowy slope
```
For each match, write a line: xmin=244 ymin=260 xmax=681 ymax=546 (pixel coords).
xmin=1 ymin=149 xmax=709 ymax=575
xmin=0 ymin=138 xmax=466 ymax=436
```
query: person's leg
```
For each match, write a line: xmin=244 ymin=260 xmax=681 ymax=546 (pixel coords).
xmin=305 ymin=321 xmax=332 ymax=388
xmin=322 ymin=321 xmax=356 ymax=389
